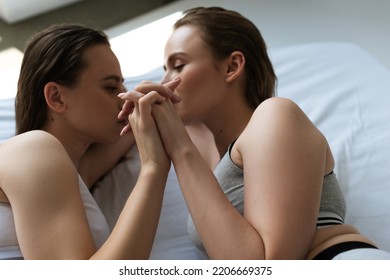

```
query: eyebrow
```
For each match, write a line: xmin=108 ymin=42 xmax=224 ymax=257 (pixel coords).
xmin=101 ymin=75 xmax=124 ymax=83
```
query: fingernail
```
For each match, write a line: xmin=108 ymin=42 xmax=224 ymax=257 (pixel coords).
xmin=173 ymin=95 xmax=181 ymax=103
xmin=120 ymin=126 xmax=127 ymax=136
xmin=118 ymin=92 xmax=125 ymax=98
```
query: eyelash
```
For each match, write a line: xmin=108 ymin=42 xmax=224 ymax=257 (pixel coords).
xmin=174 ymin=64 xmax=184 ymax=72
xmin=106 ymin=86 xmax=120 ymax=94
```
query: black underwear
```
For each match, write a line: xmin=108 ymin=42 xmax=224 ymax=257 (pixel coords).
xmin=313 ymin=241 xmax=378 ymax=260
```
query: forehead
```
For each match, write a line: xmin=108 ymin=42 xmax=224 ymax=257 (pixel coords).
xmin=165 ymin=25 xmax=206 ymax=54
xmin=82 ymin=44 xmax=122 ymax=77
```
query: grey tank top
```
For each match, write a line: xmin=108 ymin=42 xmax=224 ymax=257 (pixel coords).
xmin=187 ymin=143 xmax=346 ymax=255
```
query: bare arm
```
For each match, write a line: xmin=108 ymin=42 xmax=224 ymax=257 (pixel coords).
xmin=2 ymin=132 xmax=96 ymax=259
xmin=144 ymin=100 xmax=259 ymax=259
xmin=92 ymin=90 xmax=171 ymax=259
xmin=1 ymin=125 xmax=168 ymax=259
xmin=237 ymin=98 xmax=326 ymax=259
xmin=149 ymin=98 xmax=326 ymax=259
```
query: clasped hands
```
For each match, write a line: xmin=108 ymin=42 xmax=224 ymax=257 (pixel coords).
xmin=117 ymin=77 xmax=186 ymax=165
xmin=117 ymin=77 xmax=181 ymax=136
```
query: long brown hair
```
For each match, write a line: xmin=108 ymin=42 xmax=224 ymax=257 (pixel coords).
xmin=15 ymin=24 xmax=110 ymax=134
xmin=174 ymin=7 xmax=276 ymax=109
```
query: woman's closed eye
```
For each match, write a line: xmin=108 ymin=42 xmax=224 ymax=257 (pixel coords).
xmin=174 ymin=64 xmax=185 ymax=72
xmin=105 ymin=86 xmax=121 ymax=94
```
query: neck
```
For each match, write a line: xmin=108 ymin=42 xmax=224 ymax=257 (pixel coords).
xmin=43 ymin=123 xmax=90 ymax=168
xmin=206 ymin=103 xmax=253 ymax=157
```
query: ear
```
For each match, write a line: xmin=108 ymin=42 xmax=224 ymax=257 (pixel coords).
xmin=43 ymin=82 xmax=66 ymax=113
xmin=225 ymin=51 xmax=245 ymax=83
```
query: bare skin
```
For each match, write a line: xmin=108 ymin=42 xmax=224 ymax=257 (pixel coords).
xmin=118 ymin=25 xmax=375 ymax=259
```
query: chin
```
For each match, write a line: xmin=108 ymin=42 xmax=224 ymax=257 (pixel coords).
xmin=179 ymin=111 xmax=198 ymax=124
xmin=102 ymin=132 xmax=121 ymax=144
xmin=175 ymin=106 xmax=186 ymax=120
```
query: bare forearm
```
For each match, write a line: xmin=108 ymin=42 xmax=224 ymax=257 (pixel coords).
xmin=172 ymin=146 xmax=265 ymax=259
xmin=92 ymin=167 xmax=167 ymax=259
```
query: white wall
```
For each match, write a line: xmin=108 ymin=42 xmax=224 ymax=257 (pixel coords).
xmin=107 ymin=0 xmax=390 ymax=71
xmin=0 ymin=0 xmax=81 ymax=23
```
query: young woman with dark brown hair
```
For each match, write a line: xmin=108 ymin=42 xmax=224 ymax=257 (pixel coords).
xmin=0 ymin=23 xmax=179 ymax=259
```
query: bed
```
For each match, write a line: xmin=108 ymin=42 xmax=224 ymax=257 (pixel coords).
xmin=1 ymin=41 xmax=389 ymax=260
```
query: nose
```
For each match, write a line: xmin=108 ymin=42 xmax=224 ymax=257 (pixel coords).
xmin=160 ymin=72 xmax=174 ymax=84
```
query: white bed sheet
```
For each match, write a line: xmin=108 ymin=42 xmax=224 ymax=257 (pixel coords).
xmin=1 ymin=42 xmax=389 ymax=259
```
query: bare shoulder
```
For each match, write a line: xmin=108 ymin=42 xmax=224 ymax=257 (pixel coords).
xmin=252 ymin=97 xmax=333 ymax=168
xmin=0 ymin=131 xmax=77 ymax=199
xmin=234 ymin=97 xmax=328 ymax=168
xmin=243 ymin=97 xmax=324 ymax=140
xmin=253 ymin=97 xmax=310 ymax=121
xmin=0 ymin=130 xmax=63 ymax=153
xmin=0 ymin=130 xmax=68 ymax=170
xmin=0 ymin=132 xmax=92 ymax=259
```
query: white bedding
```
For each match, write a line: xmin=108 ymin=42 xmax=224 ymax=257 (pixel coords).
xmin=1 ymin=42 xmax=389 ymax=259
xmin=271 ymin=42 xmax=390 ymax=252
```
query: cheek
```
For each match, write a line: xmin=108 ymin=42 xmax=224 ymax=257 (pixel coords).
xmin=177 ymin=72 xmax=205 ymax=109
xmin=179 ymin=67 xmax=214 ymax=100
xmin=72 ymin=93 xmax=117 ymax=126
xmin=176 ymin=69 xmax=218 ymax=122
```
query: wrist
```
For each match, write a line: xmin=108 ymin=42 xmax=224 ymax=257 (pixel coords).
xmin=139 ymin=162 xmax=170 ymax=178
xmin=170 ymin=143 xmax=200 ymax=165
